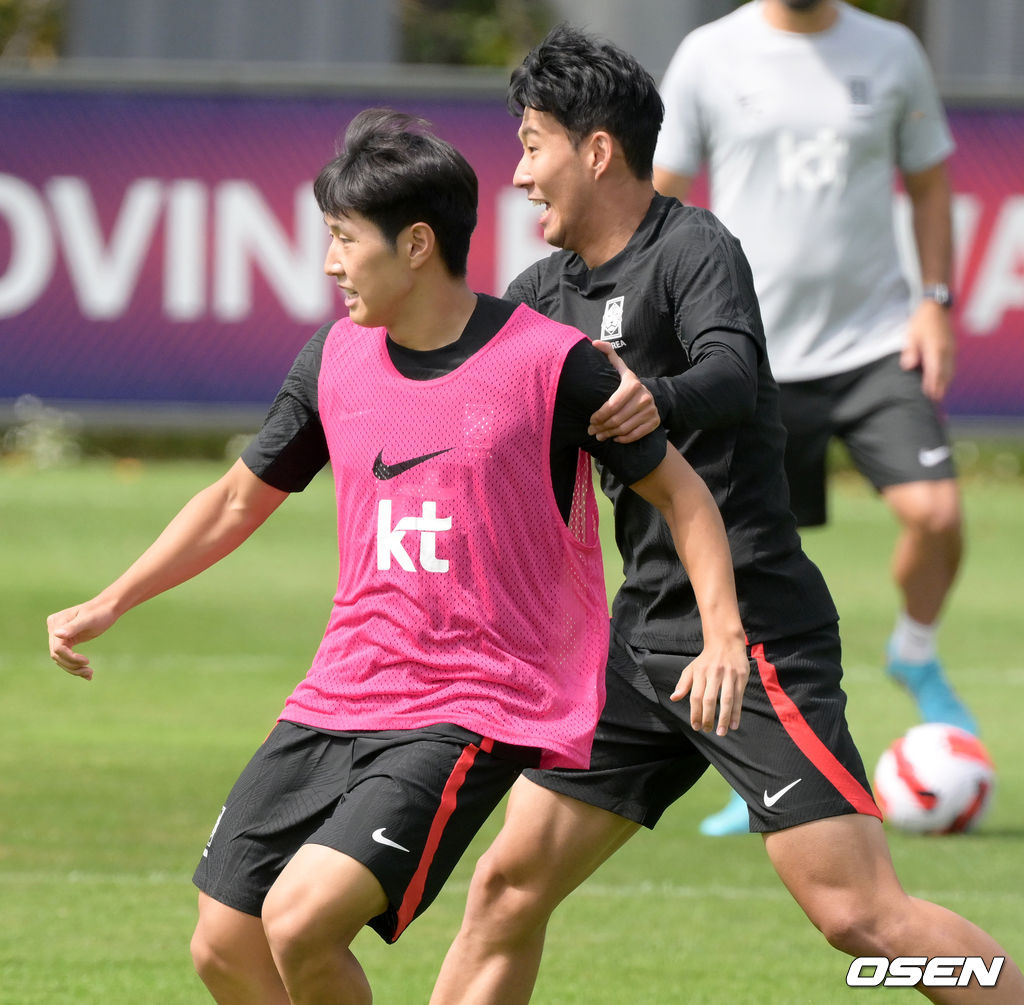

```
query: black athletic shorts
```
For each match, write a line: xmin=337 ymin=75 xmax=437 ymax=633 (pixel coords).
xmin=193 ymin=721 xmax=530 ymax=943
xmin=524 ymin=627 xmax=880 ymax=833
xmin=778 ymin=352 xmax=957 ymax=527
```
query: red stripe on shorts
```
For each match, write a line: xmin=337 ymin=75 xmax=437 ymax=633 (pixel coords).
xmin=751 ymin=642 xmax=880 ymax=818
xmin=392 ymin=736 xmax=495 ymax=940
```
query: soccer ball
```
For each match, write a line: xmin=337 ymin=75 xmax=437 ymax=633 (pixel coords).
xmin=873 ymin=723 xmax=994 ymax=834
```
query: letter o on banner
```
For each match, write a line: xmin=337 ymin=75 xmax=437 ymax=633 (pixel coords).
xmin=0 ymin=174 xmax=54 ymax=317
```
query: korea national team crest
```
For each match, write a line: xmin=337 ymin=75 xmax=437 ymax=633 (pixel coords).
xmin=600 ymin=296 xmax=626 ymax=349
xmin=847 ymin=76 xmax=871 ymax=107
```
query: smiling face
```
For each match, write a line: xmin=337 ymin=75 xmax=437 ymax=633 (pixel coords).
xmin=514 ymin=107 xmax=596 ymax=254
xmin=323 ymin=211 xmax=414 ymax=329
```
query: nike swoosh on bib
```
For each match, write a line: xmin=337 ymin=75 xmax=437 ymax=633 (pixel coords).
xmin=373 ymin=447 xmax=452 ymax=480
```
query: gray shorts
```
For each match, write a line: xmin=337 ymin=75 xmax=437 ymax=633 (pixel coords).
xmin=193 ymin=721 xmax=527 ymax=942
xmin=525 ymin=627 xmax=880 ymax=834
xmin=778 ymin=352 xmax=956 ymax=527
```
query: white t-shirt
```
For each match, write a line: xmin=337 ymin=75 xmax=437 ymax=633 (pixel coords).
xmin=654 ymin=0 xmax=954 ymax=381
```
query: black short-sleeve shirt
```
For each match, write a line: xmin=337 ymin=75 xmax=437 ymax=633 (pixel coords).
xmin=506 ymin=195 xmax=838 ymax=648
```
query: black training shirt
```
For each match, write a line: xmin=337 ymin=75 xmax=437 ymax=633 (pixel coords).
xmin=506 ymin=195 xmax=838 ymax=649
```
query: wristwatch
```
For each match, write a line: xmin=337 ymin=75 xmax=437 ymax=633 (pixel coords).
xmin=922 ymin=283 xmax=954 ymax=309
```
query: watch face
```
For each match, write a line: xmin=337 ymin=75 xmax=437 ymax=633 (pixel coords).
xmin=924 ymin=284 xmax=953 ymax=308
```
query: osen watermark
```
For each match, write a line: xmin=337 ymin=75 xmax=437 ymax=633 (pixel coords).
xmin=847 ymin=956 xmax=1004 ymax=988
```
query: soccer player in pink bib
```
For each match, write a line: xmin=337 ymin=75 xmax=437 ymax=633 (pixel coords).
xmin=46 ymin=109 xmax=749 ymax=1005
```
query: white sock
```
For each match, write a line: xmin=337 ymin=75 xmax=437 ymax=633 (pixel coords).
xmin=890 ymin=612 xmax=938 ymax=664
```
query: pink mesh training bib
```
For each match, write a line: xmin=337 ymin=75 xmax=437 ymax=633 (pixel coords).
xmin=279 ymin=303 xmax=609 ymax=769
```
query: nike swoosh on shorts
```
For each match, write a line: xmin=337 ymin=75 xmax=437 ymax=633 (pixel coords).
xmin=918 ymin=446 xmax=952 ymax=468
xmin=763 ymin=778 xmax=803 ymax=807
xmin=371 ymin=827 xmax=410 ymax=853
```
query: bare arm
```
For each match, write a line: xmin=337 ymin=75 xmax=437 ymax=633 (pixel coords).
xmin=47 ymin=459 xmax=289 ymax=680
xmin=652 ymin=167 xmax=695 ymax=204
xmin=629 ymin=446 xmax=748 ymax=735
xmin=902 ymin=160 xmax=956 ymax=401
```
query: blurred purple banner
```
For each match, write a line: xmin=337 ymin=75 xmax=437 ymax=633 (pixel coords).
xmin=1 ymin=89 xmax=1022 ymax=418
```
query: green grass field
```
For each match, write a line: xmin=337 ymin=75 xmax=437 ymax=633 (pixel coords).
xmin=3 ymin=456 xmax=1022 ymax=1003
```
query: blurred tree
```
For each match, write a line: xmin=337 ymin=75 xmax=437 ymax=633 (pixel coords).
xmin=733 ymin=0 xmax=915 ymax=26
xmin=0 ymin=0 xmax=64 ymax=63
xmin=402 ymin=0 xmax=554 ymax=66
xmin=402 ymin=0 xmax=918 ymax=68
xmin=851 ymin=0 xmax=912 ymax=21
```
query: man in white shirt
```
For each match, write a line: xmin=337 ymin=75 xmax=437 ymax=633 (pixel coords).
xmin=654 ymin=0 xmax=974 ymax=835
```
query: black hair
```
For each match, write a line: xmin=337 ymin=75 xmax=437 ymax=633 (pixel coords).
xmin=508 ymin=23 xmax=664 ymax=180
xmin=313 ymin=108 xmax=478 ymax=277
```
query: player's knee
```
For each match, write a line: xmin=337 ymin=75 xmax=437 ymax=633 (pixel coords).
xmin=189 ymin=925 xmax=215 ymax=982
xmin=262 ymin=889 xmax=316 ymax=966
xmin=917 ymin=502 xmax=962 ymax=540
xmin=894 ymin=483 xmax=962 ymax=539
xmin=190 ymin=919 xmax=241 ymax=987
xmin=812 ymin=900 xmax=900 ymax=957
xmin=465 ymin=847 xmax=555 ymax=940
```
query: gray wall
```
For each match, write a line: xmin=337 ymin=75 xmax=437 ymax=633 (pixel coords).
xmin=923 ymin=0 xmax=1024 ymax=100
xmin=64 ymin=0 xmax=398 ymax=64
xmin=57 ymin=0 xmax=1024 ymax=101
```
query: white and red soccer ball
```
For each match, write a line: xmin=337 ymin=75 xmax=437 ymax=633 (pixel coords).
xmin=873 ymin=723 xmax=995 ymax=834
